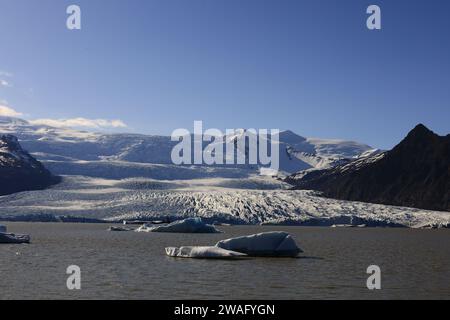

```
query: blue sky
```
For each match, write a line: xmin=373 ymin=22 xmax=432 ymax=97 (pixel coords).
xmin=0 ymin=0 xmax=449 ymax=149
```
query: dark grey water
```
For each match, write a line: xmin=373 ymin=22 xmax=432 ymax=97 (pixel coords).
xmin=0 ymin=223 xmax=449 ymax=300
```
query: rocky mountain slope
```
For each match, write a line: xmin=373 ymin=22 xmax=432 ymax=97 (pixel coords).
xmin=0 ymin=134 xmax=60 ymax=196
xmin=286 ymin=124 xmax=450 ymax=212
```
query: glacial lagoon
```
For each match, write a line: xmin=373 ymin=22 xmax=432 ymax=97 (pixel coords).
xmin=0 ymin=223 xmax=449 ymax=299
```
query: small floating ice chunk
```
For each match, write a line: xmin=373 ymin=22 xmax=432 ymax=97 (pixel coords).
xmin=137 ymin=218 xmax=221 ymax=233
xmin=331 ymin=224 xmax=366 ymax=228
xmin=165 ymin=246 xmax=246 ymax=259
xmin=0 ymin=233 xmax=30 ymax=244
xmin=108 ymin=226 xmax=132 ymax=231
xmin=215 ymin=231 xmax=302 ymax=257
xmin=135 ymin=224 xmax=152 ymax=232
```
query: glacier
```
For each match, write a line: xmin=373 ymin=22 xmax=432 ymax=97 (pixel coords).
xmin=0 ymin=175 xmax=448 ymax=228
xmin=0 ymin=116 xmax=448 ymax=228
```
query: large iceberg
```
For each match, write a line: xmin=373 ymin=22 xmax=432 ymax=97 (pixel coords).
xmin=0 ymin=225 xmax=31 ymax=244
xmin=0 ymin=233 xmax=31 ymax=244
xmin=215 ymin=231 xmax=302 ymax=257
xmin=136 ymin=218 xmax=221 ymax=233
xmin=165 ymin=246 xmax=246 ymax=259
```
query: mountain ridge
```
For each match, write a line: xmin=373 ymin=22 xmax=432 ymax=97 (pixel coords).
xmin=0 ymin=134 xmax=60 ymax=196
xmin=0 ymin=116 xmax=374 ymax=177
xmin=286 ymin=124 xmax=450 ymax=212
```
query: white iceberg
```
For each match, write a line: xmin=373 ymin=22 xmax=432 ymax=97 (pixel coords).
xmin=0 ymin=232 xmax=31 ymax=244
xmin=165 ymin=246 xmax=246 ymax=259
xmin=135 ymin=224 xmax=152 ymax=232
xmin=136 ymin=218 xmax=221 ymax=233
xmin=215 ymin=231 xmax=302 ymax=257
xmin=0 ymin=224 xmax=30 ymax=243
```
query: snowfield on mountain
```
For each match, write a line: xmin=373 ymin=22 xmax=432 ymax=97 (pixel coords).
xmin=0 ymin=116 xmax=375 ymax=177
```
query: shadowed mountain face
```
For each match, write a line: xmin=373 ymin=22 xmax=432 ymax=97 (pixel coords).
xmin=0 ymin=135 xmax=60 ymax=196
xmin=286 ymin=124 xmax=450 ymax=212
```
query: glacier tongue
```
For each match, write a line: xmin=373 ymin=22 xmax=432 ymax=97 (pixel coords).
xmin=0 ymin=175 xmax=448 ymax=228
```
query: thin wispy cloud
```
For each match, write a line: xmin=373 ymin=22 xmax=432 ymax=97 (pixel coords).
xmin=0 ymin=69 xmax=127 ymax=130
xmin=0 ymin=70 xmax=13 ymax=88
xmin=0 ymin=104 xmax=23 ymax=117
xmin=0 ymin=79 xmax=12 ymax=87
xmin=0 ymin=71 xmax=13 ymax=77
xmin=29 ymin=117 xmax=128 ymax=129
xmin=0 ymin=100 xmax=127 ymax=130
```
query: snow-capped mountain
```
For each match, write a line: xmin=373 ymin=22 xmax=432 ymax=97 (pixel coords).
xmin=0 ymin=116 xmax=374 ymax=179
xmin=0 ymin=134 xmax=60 ymax=196
xmin=0 ymin=118 xmax=447 ymax=228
